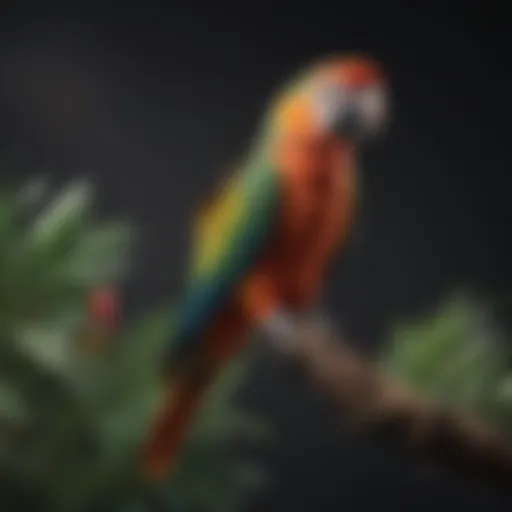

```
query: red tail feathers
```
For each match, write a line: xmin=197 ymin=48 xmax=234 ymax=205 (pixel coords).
xmin=140 ymin=375 xmax=210 ymax=482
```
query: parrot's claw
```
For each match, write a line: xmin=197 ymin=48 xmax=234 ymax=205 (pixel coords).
xmin=262 ymin=310 xmax=299 ymax=352
xmin=262 ymin=309 xmax=336 ymax=352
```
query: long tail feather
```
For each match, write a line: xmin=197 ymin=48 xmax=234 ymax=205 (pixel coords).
xmin=141 ymin=372 xmax=211 ymax=482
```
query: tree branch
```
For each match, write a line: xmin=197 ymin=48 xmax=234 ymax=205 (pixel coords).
xmin=272 ymin=327 xmax=512 ymax=489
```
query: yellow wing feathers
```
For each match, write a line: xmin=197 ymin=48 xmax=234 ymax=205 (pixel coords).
xmin=190 ymin=172 xmax=246 ymax=277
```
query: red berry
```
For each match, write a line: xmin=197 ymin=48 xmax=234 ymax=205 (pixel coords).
xmin=88 ymin=286 xmax=120 ymax=330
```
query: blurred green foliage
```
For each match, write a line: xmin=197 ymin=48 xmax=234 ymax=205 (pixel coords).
xmin=3 ymin=175 xmax=510 ymax=510
xmin=381 ymin=293 xmax=512 ymax=431
xmin=0 ymin=178 xmax=271 ymax=512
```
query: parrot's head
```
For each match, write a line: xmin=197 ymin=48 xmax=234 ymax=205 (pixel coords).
xmin=307 ymin=54 xmax=389 ymax=143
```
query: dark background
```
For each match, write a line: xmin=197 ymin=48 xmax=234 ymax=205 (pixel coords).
xmin=1 ymin=4 xmax=511 ymax=511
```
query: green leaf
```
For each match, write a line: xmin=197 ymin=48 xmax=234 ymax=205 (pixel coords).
xmin=381 ymin=291 xmax=512 ymax=429
xmin=29 ymin=179 xmax=92 ymax=244
xmin=60 ymin=222 xmax=135 ymax=285
xmin=0 ymin=382 xmax=29 ymax=424
xmin=13 ymin=322 xmax=74 ymax=376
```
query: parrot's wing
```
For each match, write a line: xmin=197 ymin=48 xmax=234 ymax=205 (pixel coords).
xmin=171 ymin=162 xmax=280 ymax=361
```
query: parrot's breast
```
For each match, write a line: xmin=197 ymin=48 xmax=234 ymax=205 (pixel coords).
xmin=271 ymin=136 xmax=357 ymax=307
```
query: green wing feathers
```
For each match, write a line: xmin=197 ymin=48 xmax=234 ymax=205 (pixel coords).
xmin=171 ymin=162 xmax=280 ymax=361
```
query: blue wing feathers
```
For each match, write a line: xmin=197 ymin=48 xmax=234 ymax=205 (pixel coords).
xmin=170 ymin=165 xmax=279 ymax=362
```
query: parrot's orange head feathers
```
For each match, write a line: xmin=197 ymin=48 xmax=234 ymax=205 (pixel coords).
xmin=306 ymin=53 xmax=389 ymax=141
xmin=313 ymin=55 xmax=384 ymax=91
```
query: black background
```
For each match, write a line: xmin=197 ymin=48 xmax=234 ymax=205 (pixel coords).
xmin=1 ymin=4 xmax=511 ymax=510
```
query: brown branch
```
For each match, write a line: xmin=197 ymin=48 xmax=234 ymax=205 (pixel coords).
xmin=272 ymin=327 xmax=512 ymax=489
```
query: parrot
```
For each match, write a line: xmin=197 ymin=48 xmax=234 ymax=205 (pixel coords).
xmin=140 ymin=53 xmax=389 ymax=481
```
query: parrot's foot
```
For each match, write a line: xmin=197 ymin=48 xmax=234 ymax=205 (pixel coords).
xmin=262 ymin=309 xmax=337 ymax=353
xmin=262 ymin=310 xmax=300 ymax=352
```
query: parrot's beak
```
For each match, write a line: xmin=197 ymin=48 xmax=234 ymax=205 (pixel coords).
xmin=332 ymin=101 xmax=365 ymax=140
xmin=333 ymin=85 xmax=389 ymax=143
xmin=311 ymin=76 xmax=389 ymax=143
